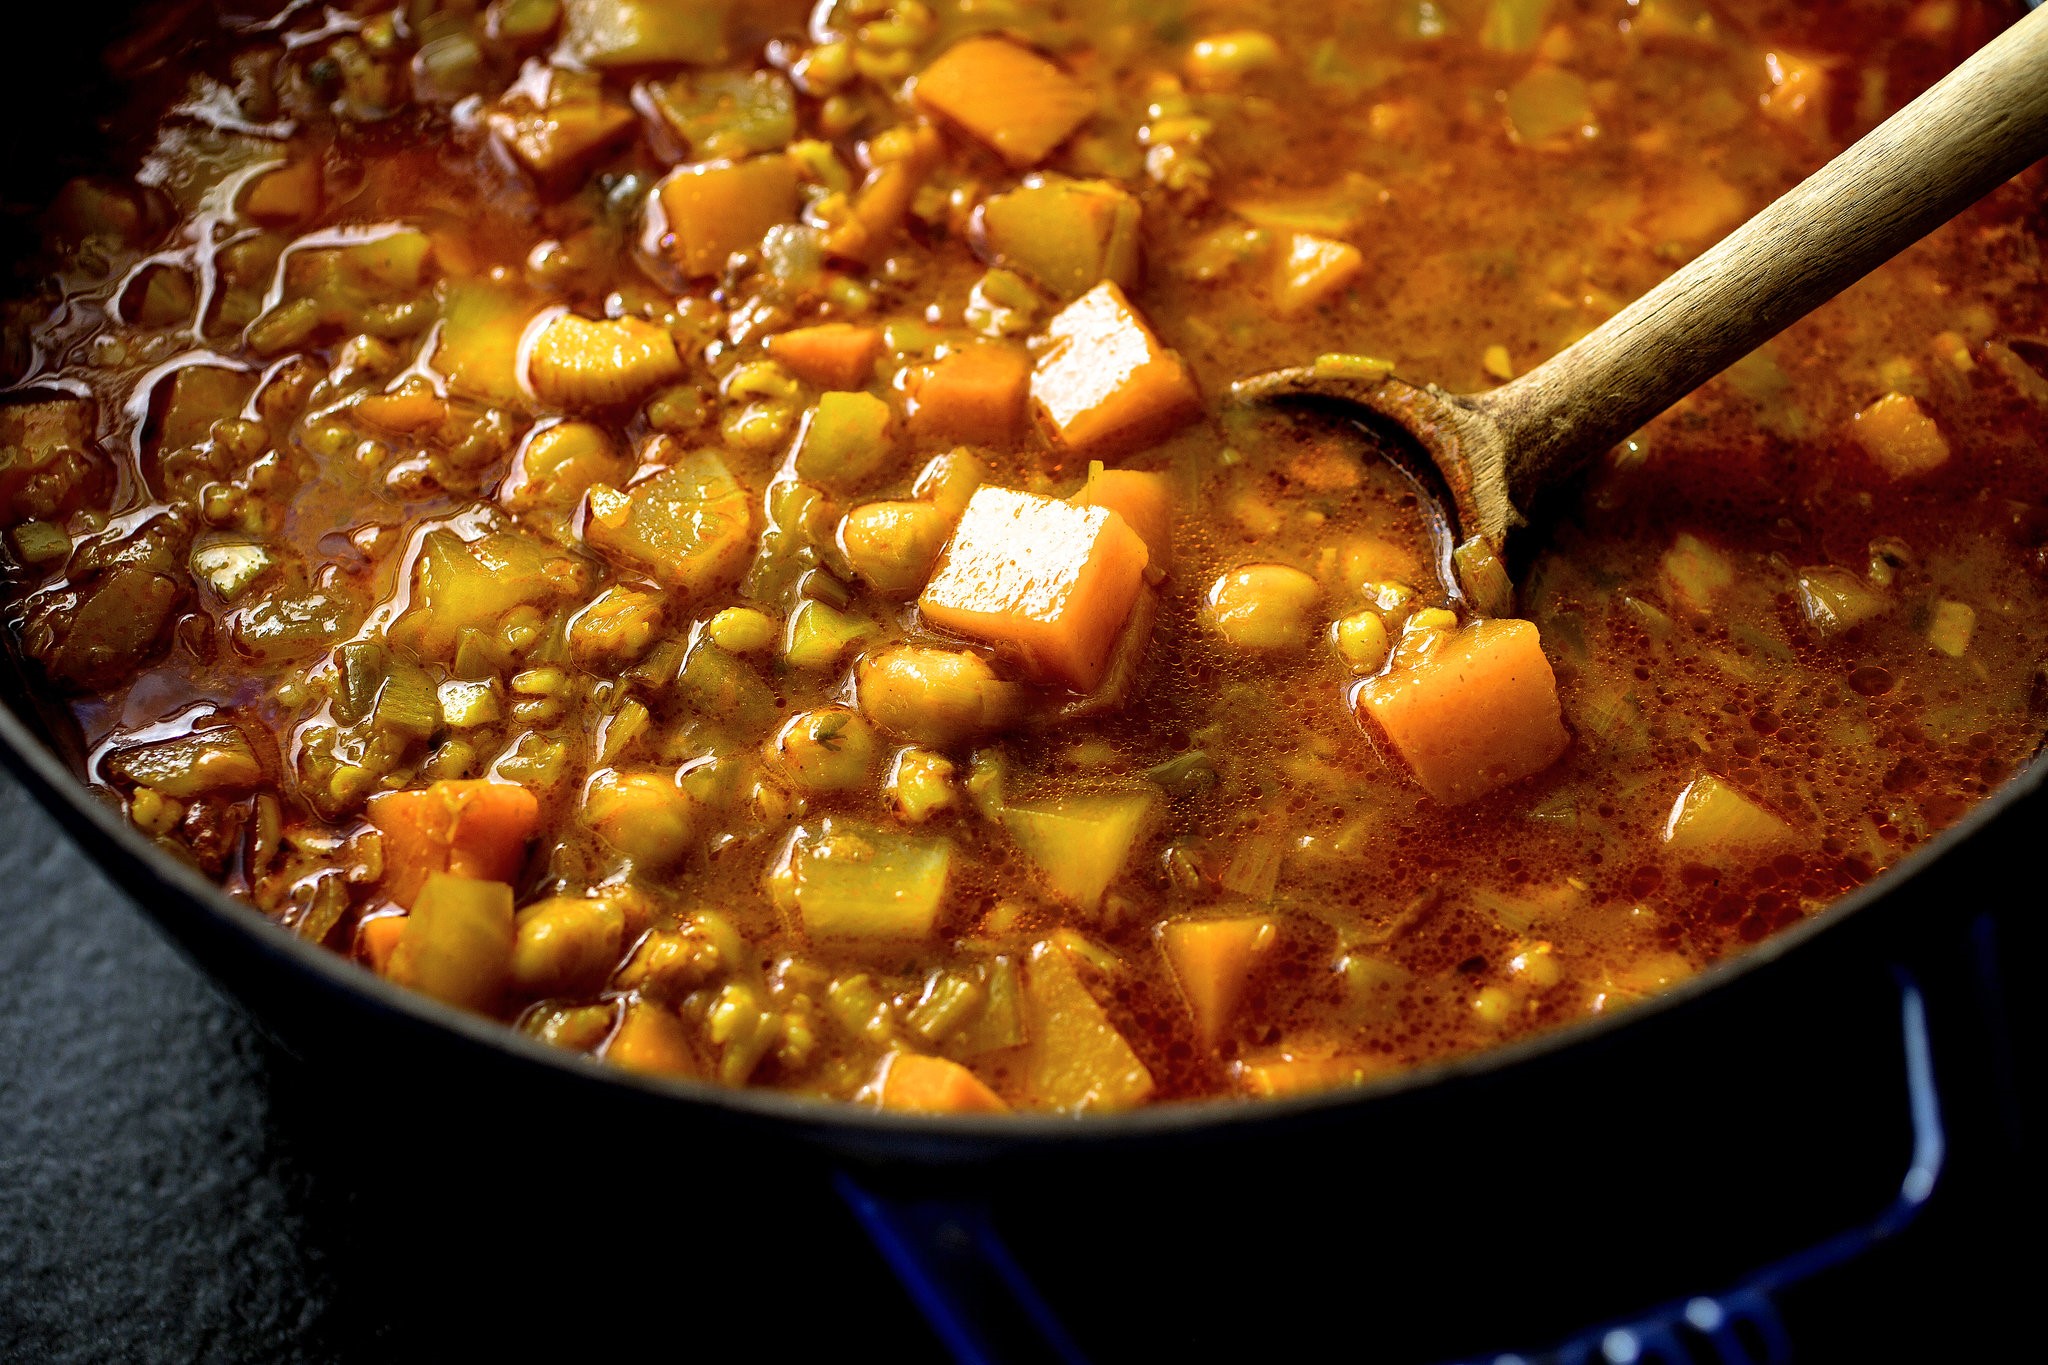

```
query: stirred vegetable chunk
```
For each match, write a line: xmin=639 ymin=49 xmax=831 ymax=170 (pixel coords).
xmin=912 ymin=37 xmax=1096 ymax=169
xmin=1161 ymin=916 xmax=1276 ymax=1048
xmin=385 ymin=873 xmax=517 ymax=1012
xmin=1852 ymin=391 xmax=1950 ymax=478
xmin=1663 ymin=774 xmax=1793 ymax=861
xmin=397 ymin=529 xmax=572 ymax=658
xmin=772 ymin=822 xmax=955 ymax=941
xmin=369 ymin=779 xmax=541 ymax=906
xmin=563 ymin=0 xmax=734 ymax=67
xmin=767 ymin=324 xmax=884 ymax=391
xmin=918 ymin=487 xmax=1151 ymax=691
xmin=488 ymin=68 xmax=636 ymax=181
xmin=583 ymin=445 xmax=752 ymax=596
xmin=878 ymin=1053 xmax=1009 ymax=1114
xmin=1019 ymin=939 xmax=1155 ymax=1112
xmin=658 ymin=155 xmax=800 ymax=278
xmin=1273 ymin=232 xmax=1364 ymax=315
xmin=1070 ymin=464 xmax=1174 ymax=573
xmin=905 ymin=344 xmax=1031 ymax=445
xmin=1356 ymin=619 xmax=1570 ymax=803
xmin=1031 ymin=283 xmax=1201 ymax=454
xmin=1003 ymin=790 xmax=1158 ymax=912
xmin=975 ymin=176 xmax=1142 ymax=300
xmin=857 ymin=645 xmax=1025 ymax=746
xmin=433 ymin=281 xmax=532 ymax=409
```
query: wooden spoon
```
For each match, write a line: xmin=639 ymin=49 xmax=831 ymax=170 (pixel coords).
xmin=1234 ymin=5 xmax=2048 ymax=607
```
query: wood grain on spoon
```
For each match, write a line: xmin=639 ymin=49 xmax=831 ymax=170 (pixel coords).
xmin=1235 ymin=4 xmax=2048 ymax=559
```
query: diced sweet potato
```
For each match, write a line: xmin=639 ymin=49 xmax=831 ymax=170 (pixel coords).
xmin=368 ymin=779 xmax=541 ymax=907
xmin=240 ymin=160 xmax=321 ymax=226
xmin=878 ymin=1053 xmax=1009 ymax=1115
xmin=1070 ymin=464 xmax=1173 ymax=573
xmin=912 ymin=37 xmax=1096 ymax=169
xmin=658 ymin=155 xmax=799 ymax=278
xmin=563 ymin=0 xmax=734 ymax=67
xmin=605 ymin=998 xmax=700 ymax=1076
xmin=583 ymin=445 xmax=753 ymax=597
xmin=905 ymin=344 xmax=1031 ymax=445
xmin=766 ymin=323 xmax=884 ymax=391
xmin=524 ymin=312 xmax=686 ymax=409
xmin=1355 ymin=618 xmax=1570 ymax=803
xmin=1160 ymin=916 xmax=1276 ymax=1048
xmin=918 ymin=486 xmax=1151 ymax=691
xmin=1851 ymin=391 xmax=1949 ymax=478
xmin=1273 ymin=232 xmax=1363 ymax=316
xmin=356 ymin=912 xmax=407 ymax=975
xmin=1031 ymin=283 xmax=1201 ymax=454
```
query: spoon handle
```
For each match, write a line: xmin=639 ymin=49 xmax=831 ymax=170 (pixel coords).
xmin=1474 ymin=5 xmax=2048 ymax=506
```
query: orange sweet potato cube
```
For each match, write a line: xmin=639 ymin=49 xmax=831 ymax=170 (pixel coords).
xmin=658 ymin=155 xmax=799 ymax=278
xmin=1070 ymin=464 xmax=1174 ymax=574
xmin=766 ymin=323 xmax=885 ymax=391
xmin=918 ymin=486 xmax=1150 ymax=692
xmin=1031 ymin=283 xmax=1201 ymax=454
xmin=912 ymin=37 xmax=1096 ymax=169
xmin=1355 ymin=619 xmax=1569 ymax=803
xmin=906 ymin=343 xmax=1031 ymax=445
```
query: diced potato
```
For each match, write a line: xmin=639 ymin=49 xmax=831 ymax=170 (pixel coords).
xmin=583 ymin=446 xmax=752 ymax=597
xmin=1927 ymin=599 xmax=1975 ymax=657
xmin=1031 ymin=283 xmax=1201 ymax=454
xmin=1852 ymin=392 xmax=1950 ymax=478
xmin=524 ymin=312 xmax=686 ymax=409
xmin=500 ymin=421 xmax=633 ymax=516
xmin=772 ymin=822 xmax=954 ymax=941
xmin=913 ymin=37 xmax=1096 ymax=169
xmin=650 ymin=69 xmax=797 ymax=159
xmin=838 ymin=499 xmax=952 ymax=596
xmin=1018 ymin=939 xmax=1154 ymax=1112
xmin=433 ymin=281 xmax=534 ymax=409
xmin=103 ymin=727 xmax=264 ymax=798
xmin=489 ymin=68 xmax=637 ymax=180
xmin=563 ymin=0 xmax=733 ymax=67
xmin=1003 ymin=789 xmax=1158 ymax=912
xmin=793 ymin=391 xmax=894 ymax=490
xmin=766 ymin=323 xmax=884 ymax=391
xmin=1663 ymin=774 xmax=1793 ymax=861
xmin=1356 ymin=618 xmax=1570 ymax=804
xmin=568 ymin=585 xmax=664 ymax=664
xmin=975 ymin=176 xmax=1142 ymax=301
xmin=512 ymin=894 xmax=634 ymax=998
xmin=857 ymin=645 xmax=1026 ymax=747
xmin=1660 ymin=532 xmax=1735 ymax=615
xmin=158 ymin=366 xmax=256 ymax=453
xmin=385 ymin=872 xmax=517 ymax=1013
xmin=918 ymin=486 xmax=1152 ymax=692
xmin=398 ymin=529 xmax=570 ymax=658
xmin=1795 ymin=567 xmax=1887 ymax=634
xmin=905 ymin=344 xmax=1031 ymax=446
xmin=1162 ymin=916 xmax=1276 ymax=1048
xmin=658 ymin=155 xmax=799 ymax=278
xmin=878 ymin=1053 xmax=1009 ymax=1114
xmin=240 ymin=160 xmax=321 ymax=226
xmin=1272 ymin=233 xmax=1363 ymax=316
xmin=1070 ymin=464 xmax=1173 ymax=574
xmin=605 ymin=998 xmax=700 ymax=1076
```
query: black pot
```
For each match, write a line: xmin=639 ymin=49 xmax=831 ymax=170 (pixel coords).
xmin=3 ymin=6 xmax=2042 ymax=1360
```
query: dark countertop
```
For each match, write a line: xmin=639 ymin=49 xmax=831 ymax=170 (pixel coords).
xmin=0 ymin=773 xmax=942 ymax=1363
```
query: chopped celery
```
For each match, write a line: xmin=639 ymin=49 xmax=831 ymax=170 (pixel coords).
xmin=905 ymin=971 xmax=986 ymax=1043
xmin=650 ymin=70 xmax=796 ymax=158
xmin=373 ymin=658 xmax=442 ymax=742
xmin=783 ymin=599 xmax=876 ymax=669
xmin=1018 ymin=939 xmax=1154 ymax=1112
xmin=1453 ymin=536 xmax=1514 ymax=617
xmin=1217 ymin=829 xmax=1287 ymax=902
xmin=773 ymin=822 xmax=954 ymax=941
xmin=1663 ymin=775 xmax=1793 ymax=862
xmin=103 ymin=727 xmax=264 ymax=797
xmin=792 ymin=392 xmax=894 ymax=491
xmin=1796 ymin=567 xmax=1887 ymax=635
xmin=1144 ymin=750 xmax=1218 ymax=797
xmin=563 ymin=0 xmax=733 ymax=66
xmin=953 ymin=955 xmax=1026 ymax=1055
xmin=975 ymin=176 xmax=1142 ymax=301
xmin=1002 ymin=789 xmax=1158 ymax=912
xmin=1232 ymin=173 xmax=1382 ymax=236
xmin=1505 ymin=68 xmax=1590 ymax=143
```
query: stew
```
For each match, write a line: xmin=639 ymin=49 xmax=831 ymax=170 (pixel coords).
xmin=2 ymin=0 xmax=2044 ymax=1114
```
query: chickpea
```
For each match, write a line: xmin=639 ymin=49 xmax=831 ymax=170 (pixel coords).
xmin=838 ymin=500 xmax=951 ymax=596
xmin=511 ymin=894 xmax=631 ymax=998
xmin=584 ymin=769 xmax=703 ymax=866
xmin=1185 ymin=30 xmax=1282 ymax=87
xmin=501 ymin=422 xmax=630 ymax=516
xmin=887 ymin=747 xmax=958 ymax=822
xmin=705 ymin=606 xmax=777 ymax=654
xmin=768 ymin=706 xmax=880 ymax=791
xmin=857 ymin=646 xmax=1017 ymax=747
xmin=1206 ymin=564 xmax=1321 ymax=650
xmin=1331 ymin=610 xmax=1390 ymax=671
